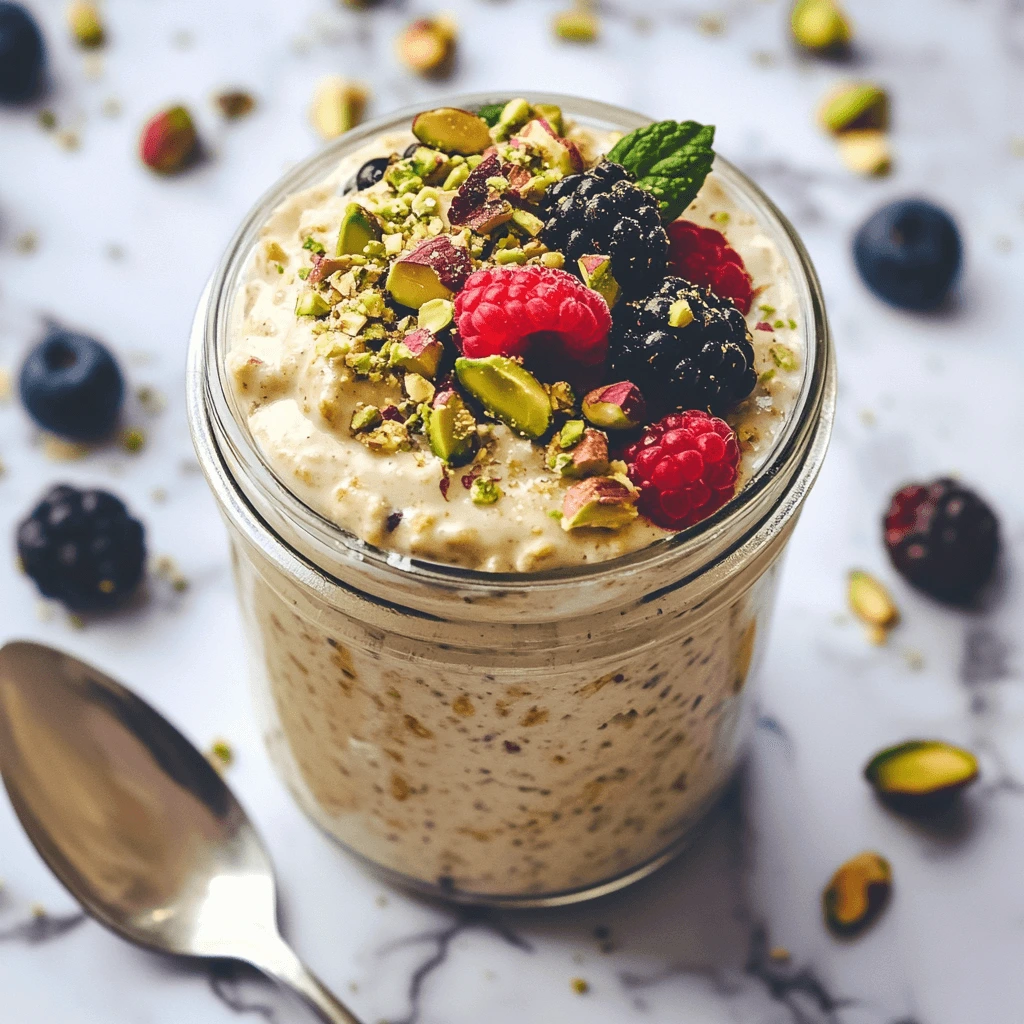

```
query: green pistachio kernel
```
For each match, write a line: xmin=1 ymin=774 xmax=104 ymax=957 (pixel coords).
xmin=668 ymin=298 xmax=694 ymax=329
xmin=822 ymin=852 xmax=892 ymax=938
xmin=470 ymin=477 xmax=502 ymax=505
xmin=443 ymin=163 xmax=471 ymax=190
xmin=295 ymin=292 xmax=332 ymax=318
xmin=770 ymin=344 xmax=799 ymax=371
xmin=350 ymin=405 xmax=382 ymax=433
xmin=559 ymin=419 xmax=586 ymax=449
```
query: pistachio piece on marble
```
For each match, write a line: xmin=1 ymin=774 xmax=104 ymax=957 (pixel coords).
xmin=822 ymin=851 xmax=891 ymax=938
xmin=790 ymin=0 xmax=851 ymax=52
xmin=864 ymin=740 xmax=979 ymax=813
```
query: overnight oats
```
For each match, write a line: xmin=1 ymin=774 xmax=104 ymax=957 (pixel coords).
xmin=189 ymin=94 xmax=835 ymax=905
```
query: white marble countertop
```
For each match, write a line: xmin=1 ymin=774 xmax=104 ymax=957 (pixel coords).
xmin=1 ymin=0 xmax=1022 ymax=1021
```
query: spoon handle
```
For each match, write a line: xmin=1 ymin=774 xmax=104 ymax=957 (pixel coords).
xmin=252 ymin=934 xmax=363 ymax=1024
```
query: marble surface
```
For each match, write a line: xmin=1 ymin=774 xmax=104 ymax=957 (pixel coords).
xmin=0 ymin=0 xmax=1022 ymax=1021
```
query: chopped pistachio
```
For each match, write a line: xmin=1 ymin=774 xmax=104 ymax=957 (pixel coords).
xmin=668 ymin=298 xmax=694 ymax=328
xmin=770 ymin=344 xmax=799 ymax=371
xmin=554 ymin=9 xmax=599 ymax=43
xmin=848 ymin=570 xmax=899 ymax=632
xmin=350 ymin=405 xmax=383 ymax=433
xmin=470 ymin=477 xmax=502 ymax=505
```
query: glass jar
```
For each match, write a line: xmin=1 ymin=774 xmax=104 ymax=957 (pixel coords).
xmin=187 ymin=94 xmax=835 ymax=907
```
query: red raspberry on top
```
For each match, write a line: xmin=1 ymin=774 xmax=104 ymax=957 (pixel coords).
xmin=666 ymin=220 xmax=753 ymax=315
xmin=454 ymin=266 xmax=612 ymax=372
xmin=623 ymin=410 xmax=740 ymax=530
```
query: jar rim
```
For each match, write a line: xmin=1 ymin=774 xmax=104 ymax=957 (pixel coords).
xmin=188 ymin=92 xmax=835 ymax=597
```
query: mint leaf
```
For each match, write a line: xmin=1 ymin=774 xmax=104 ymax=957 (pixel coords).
xmin=607 ymin=120 xmax=715 ymax=223
xmin=477 ymin=103 xmax=505 ymax=127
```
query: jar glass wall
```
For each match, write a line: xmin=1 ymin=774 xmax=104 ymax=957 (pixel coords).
xmin=188 ymin=94 xmax=835 ymax=907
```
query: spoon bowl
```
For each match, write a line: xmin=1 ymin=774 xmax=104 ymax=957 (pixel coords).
xmin=0 ymin=641 xmax=361 ymax=1024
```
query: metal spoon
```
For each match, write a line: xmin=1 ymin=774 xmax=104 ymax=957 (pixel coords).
xmin=0 ymin=640 xmax=362 ymax=1024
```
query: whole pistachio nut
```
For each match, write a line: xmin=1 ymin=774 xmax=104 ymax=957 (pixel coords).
xmin=582 ymin=382 xmax=647 ymax=430
xmin=309 ymin=77 xmax=368 ymax=140
xmin=553 ymin=8 xmax=600 ymax=43
xmin=397 ymin=17 xmax=457 ymax=77
xmin=454 ymin=355 xmax=552 ymax=439
xmin=412 ymin=106 xmax=490 ymax=154
xmin=822 ymin=852 xmax=892 ymax=938
xmin=562 ymin=477 xmax=638 ymax=531
xmin=139 ymin=106 xmax=199 ymax=174
xmin=67 ymin=0 xmax=104 ymax=47
xmin=848 ymin=570 xmax=898 ymax=628
xmin=837 ymin=130 xmax=892 ymax=176
xmin=864 ymin=740 xmax=979 ymax=814
xmin=817 ymin=82 xmax=888 ymax=135
xmin=427 ymin=388 xmax=477 ymax=465
xmin=790 ymin=0 xmax=851 ymax=52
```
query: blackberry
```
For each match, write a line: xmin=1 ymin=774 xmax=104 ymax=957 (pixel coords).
xmin=883 ymin=478 xmax=999 ymax=604
xmin=609 ymin=277 xmax=757 ymax=415
xmin=17 ymin=485 xmax=146 ymax=612
xmin=541 ymin=161 xmax=668 ymax=296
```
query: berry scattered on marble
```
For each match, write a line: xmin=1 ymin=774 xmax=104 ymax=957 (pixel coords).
xmin=623 ymin=410 xmax=740 ymax=530
xmin=666 ymin=220 xmax=754 ymax=314
xmin=854 ymin=199 xmax=961 ymax=310
xmin=883 ymin=478 xmax=998 ymax=604
xmin=610 ymin=277 xmax=757 ymax=415
xmin=0 ymin=1 xmax=45 ymax=103
xmin=17 ymin=485 xmax=146 ymax=612
xmin=19 ymin=326 xmax=124 ymax=440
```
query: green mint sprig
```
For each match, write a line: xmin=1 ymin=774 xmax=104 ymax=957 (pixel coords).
xmin=476 ymin=103 xmax=506 ymax=127
xmin=607 ymin=120 xmax=716 ymax=223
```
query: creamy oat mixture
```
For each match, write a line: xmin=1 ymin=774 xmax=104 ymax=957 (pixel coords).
xmin=227 ymin=106 xmax=804 ymax=572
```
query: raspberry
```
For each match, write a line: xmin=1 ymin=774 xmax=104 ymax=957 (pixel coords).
xmin=666 ymin=220 xmax=753 ymax=315
xmin=454 ymin=266 xmax=612 ymax=375
xmin=883 ymin=478 xmax=999 ymax=604
xmin=623 ymin=411 xmax=740 ymax=530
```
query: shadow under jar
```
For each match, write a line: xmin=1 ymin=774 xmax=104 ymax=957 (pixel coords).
xmin=187 ymin=93 xmax=835 ymax=907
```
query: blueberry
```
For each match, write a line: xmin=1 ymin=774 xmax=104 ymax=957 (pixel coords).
xmin=853 ymin=199 xmax=962 ymax=311
xmin=355 ymin=156 xmax=390 ymax=191
xmin=403 ymin=142 xmax=420 ymax=159
xmin=17 ymin=484 xmax=146 ymax=612
xmin=0 ymin=2 xmax=45 ymax=103
xmin=19 ymin=327 xmax=125 ymax=440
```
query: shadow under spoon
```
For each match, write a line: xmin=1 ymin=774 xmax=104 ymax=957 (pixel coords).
xmin=0 ymin=640 xmax=362 ymax=1024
